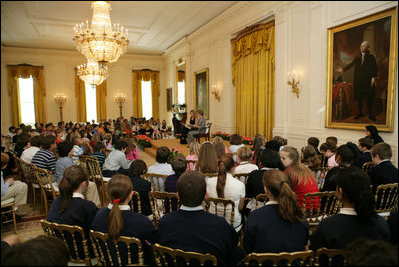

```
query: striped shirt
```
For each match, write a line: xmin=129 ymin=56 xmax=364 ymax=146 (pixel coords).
xmin=90 ymin=152 xmax=106 ymax=169
xmin=72 ymin=145 xmax=84 ymax=165
xmin=31 ymin=149 xmax=57 ymax=173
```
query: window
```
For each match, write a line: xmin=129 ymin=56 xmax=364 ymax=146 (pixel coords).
xmin=85 ymin=83 xmax=97 ymax=123
xmin=141 ymin=80 xmax=152 ymax=120
xmin=177 ymin=80 xmax=185 ymax=105
xmin=18 ymin=77 xmax=35 ymax=126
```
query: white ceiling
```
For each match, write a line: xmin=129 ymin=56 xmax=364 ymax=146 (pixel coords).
xmin=1 ymin=1 xmax=238 ymax=55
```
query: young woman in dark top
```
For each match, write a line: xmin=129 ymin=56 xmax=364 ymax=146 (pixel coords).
xmin=244 ymin=169 xmax=309 ymax=253
xmin=127 ymin=159 xmax=152 ymax=216
xmin=365 ymin=125 xmax=384 ymax=145
xmin=310 ymin=167 xmax=390 ymax=250
xmin=91 ymin=174 xmax=156 ymax=265
xmin=47 ymin=165 xmax=99 ymax=259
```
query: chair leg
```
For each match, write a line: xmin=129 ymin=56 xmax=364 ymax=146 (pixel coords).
xmin=11 ymin=204 xmax=18 ymax=234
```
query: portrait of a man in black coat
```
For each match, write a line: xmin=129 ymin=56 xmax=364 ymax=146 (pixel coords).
xmin=337 ymin=41 xmax=378 ymax=121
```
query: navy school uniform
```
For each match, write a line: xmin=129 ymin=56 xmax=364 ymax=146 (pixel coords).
xmin=128 ymin=174 xmax=152 ymax=216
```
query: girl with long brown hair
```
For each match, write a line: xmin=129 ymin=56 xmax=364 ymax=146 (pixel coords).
xmin=280 ymin=146 xmax=319 ymax=210
xmin=91 ymin=174 xmax=156 ymax=264
xmin=206 ymin=155 xmax=245 ymax=231
xmin=243 ymin=169 xmax=308 ymax=253
xmin=195 ymin=142 xmax=218 ymax=174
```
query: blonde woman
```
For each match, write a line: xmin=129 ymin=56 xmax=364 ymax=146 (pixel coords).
xmin=186 ymin=142 xmax=200 ymax=170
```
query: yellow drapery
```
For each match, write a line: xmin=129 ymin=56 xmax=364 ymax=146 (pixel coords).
xmin=96 ymin=81 xmax=107 ymax=122
xmin=132 ymin=69 xmax=160 ymax=119
xmin=75 ymin=68 xmax=87 ymax=122
xmin=231 ymin=21 xmax=275 ymax=140
xmin=7 ymin=65 xmax=47 ymax=126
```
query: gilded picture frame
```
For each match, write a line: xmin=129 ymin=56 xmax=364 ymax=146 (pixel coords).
xmin=166 ymin=87 xmax=172 ymax=111
xmin=194 ymin=68 xmax=209 ymax=119
xmin=326 ymin=7 xmax=397 ymax=132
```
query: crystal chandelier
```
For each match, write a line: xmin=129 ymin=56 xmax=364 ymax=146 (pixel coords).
xmin=77 ymin=61 xmax=108 ymax=85
xmin=73 ymin=1 xmax=129 ymax=63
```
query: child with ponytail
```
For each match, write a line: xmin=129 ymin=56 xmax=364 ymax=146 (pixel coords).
xmin=310 ymin=167 xmax=390 ymax=250
xmin=91 ymin=174 xmax=156 ymax=264
xmin=206 ymin=155 xmax=245 ymax=231
xmin=243 ymin=169 xmax=308 ymax=253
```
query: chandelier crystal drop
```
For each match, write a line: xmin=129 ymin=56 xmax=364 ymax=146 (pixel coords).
xmin=77 ymin=61 xmax=108 ymax=85
xmin=73 ymin=1 xmax=129 ymax=63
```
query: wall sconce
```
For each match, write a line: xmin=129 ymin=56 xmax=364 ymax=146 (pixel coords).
xmin=287 ymin=70 xmax=300 ymax=98
xmin=54 ymin=92 xmax=67 ymax=121
xmin=211 ymin=84 xmax=221 ymax=102
xmin=115 ymin=93 xmax=126 ymax=117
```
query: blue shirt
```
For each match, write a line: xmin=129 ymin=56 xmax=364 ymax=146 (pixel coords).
xmin=55 ymin=157 xmax=74 ymax=183
xmin=1 ymin=171 xmax=10 ymax=197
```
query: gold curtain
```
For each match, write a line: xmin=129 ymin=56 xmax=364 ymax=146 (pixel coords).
xmin=7 ymin=65 xmax=47 ymax=126
xmin=132 ymin=69 xmax=160 ymax=119
xmin=96 ymin=81 xmax=107 ymax=122
xmin=75 ymin=68 xmax=87 ymax=122
xmin=231 ymin=21 xmax=275 ymax=140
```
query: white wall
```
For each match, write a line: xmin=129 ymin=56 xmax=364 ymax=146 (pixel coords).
xmin=163 ymin=1 xmax=398 ymax=166
xmin=1 ymin=46 xmax=167 ymax=132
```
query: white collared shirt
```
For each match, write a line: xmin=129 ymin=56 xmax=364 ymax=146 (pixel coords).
xmin=376 ymin=159 xmax=390 ymax=166
xmin=339 ymin=207 xmax=357 ymax=215
xmin=72 ymin=192 xmax=84 ymax=199
xmin=266 ymin=200 xmax=278 ymax=206
xmin=180 ymin=205 xmax=203 ymax=211
xmin=234 ymin=161 xmax=258 ymax=175
xmin=107 ymin=204 xmax=131 ymax=211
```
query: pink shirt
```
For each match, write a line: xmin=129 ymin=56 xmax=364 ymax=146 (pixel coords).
xmin=186 ymin=154 xmax=198 ymax=170
xmin=126 ymin=147 xmax=139 ymax=161
xmin=328 ymin=154 xmax=339 ymax=167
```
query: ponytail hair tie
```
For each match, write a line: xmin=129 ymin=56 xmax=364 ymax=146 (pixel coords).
xmin=113 ymin=199 xmax=121 ymax=204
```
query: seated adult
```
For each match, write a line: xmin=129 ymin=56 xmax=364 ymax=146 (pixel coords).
xmin=1 ymin=153 xmax=28 ymax=217
xmin=47 ymin=165 xmax=99 ymax=259
xmin=156 ymin=171 xmax=244 ymax=266
xmin=102 ymin=140 xmax=132 ymax=177
xmin=91 ymin=174 xmax=156 ymax=265
xmin=206 ymin=155 xmax=245 ymax=231
xmin=148 ymin=146 xmax=174 ymax=191
xmin=244 ymin=170 xmax=309 ymax=253
xmin=354 ymin=137 xmax=373 ymax=169
xmin=31 ymin=135 xmax=57 ymax=175
xmin=369 ymin=142 xmax=398 ymax=192
xmin=187 ymin=110 xmax=206 ymax=145
xmin=21 ymin=135 xmax=41 ymax=163
xmin=165 ymin=156 xmax=187 ymax=193
xmin=310 ymin=167 xmax=390 ymax=250
xmin=234 ymin=146 xmax=258 ymax=175
xmin=127 ymin=159 xmax=152 ymax=217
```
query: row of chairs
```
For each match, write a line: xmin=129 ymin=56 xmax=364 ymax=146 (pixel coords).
xmin=41 ymin=219 xmax=347 ymax=266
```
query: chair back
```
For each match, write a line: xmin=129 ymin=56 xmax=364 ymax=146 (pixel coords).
xmin=374 ymin=183 xmax=398 ymax=213
xmin=314 ymin=248 xmax=347 ymax=266
xmin=204 ymin=197 xmax=235 ymax=226
xmin=130 ymin=190 xmax=142 ymax=213
xmin=302 ymin=191 xmax=341 ymax=223
xmin=20 ymin=159 xmax=33 ymax=184
xmin=244 ymin=251 xmax=313 ymax=266
xmin=153 ymin=243 xmax=217 ymax=266
xmin=85 ymin=156 xmax=108 ymax=205
xmin=89 ymin=230 xmax=144 ymax=266
xmin=33 ymin=166 xmax=58 ymax=200
xmin=79 ymin=155 xmax=95 ymax=172
xmin=204 ymin=122 xmax=212 ymax=134
xmin=255 ymin=194 xmax=269 ymax=210
xmin=145 ymin=173 xmax=169 ymax=191
xmin=149 ymin=191 xmax=180 ymax=226
xmin=41 ymin=219 xmax=92 ymax=266
xmin=362 ymin=161 xmax=375 ymax=174
xmin=233 ymin=172 xmax=251 ymax=185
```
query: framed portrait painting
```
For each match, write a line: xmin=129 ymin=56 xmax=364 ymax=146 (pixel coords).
xmin=194 ymin=68 xmax=209 ymax=119
xmin=326 ymin=7 xmax=397 ymax=132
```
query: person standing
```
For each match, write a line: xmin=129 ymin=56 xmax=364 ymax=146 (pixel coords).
xmin=338 ymin=41 xmax=378 ymax=121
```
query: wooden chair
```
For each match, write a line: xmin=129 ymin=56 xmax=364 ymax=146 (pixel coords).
xmin=204 ymin=197 xmax=235 ymax=226
xmin=149 ymin=191 xmax=180 ymax=226
xmin=19 ymin=159 xmax=41 ymax=209
xmin=314 ymin=248 xmax=347 ymax=266
xmin=41 ymin=220 xmax=93 ymax=266
xmin=233 ymin=172 xmax=251 ymax=186
xmin=194 ymin=122 xmax=212 ymax=143
xmin=85 ymin=156 xmax=111 ymax=206
xmin=362 ymin=161 xmax=375 ymax=174
xmin=302 ymin=191 xmax=341 ymax=232
xmin=374 ymin=183 xmax=398 ymax=215
xmin=153 ymin=243 xmax=217 ymax=266
xmin=144 ymin=173 xmax=169 ymax=192
xmin=89 ymin=229 xmax=144 ymax=266
xmin=244 ymin=250 xmax=313 ymax=266
xmin=130 ymin=190 xmax=142 ymax=213
xmin=32 ymin=166 xmax=60 ymax=216
xmin=1 ymin=198 xmax=18 ymax=233
xmin=255 ymin=193 xmax=269 ymax=210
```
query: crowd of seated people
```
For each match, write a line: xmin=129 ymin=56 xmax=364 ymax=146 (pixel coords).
xmin=1 ymin=120 xmax=398 ymax=266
